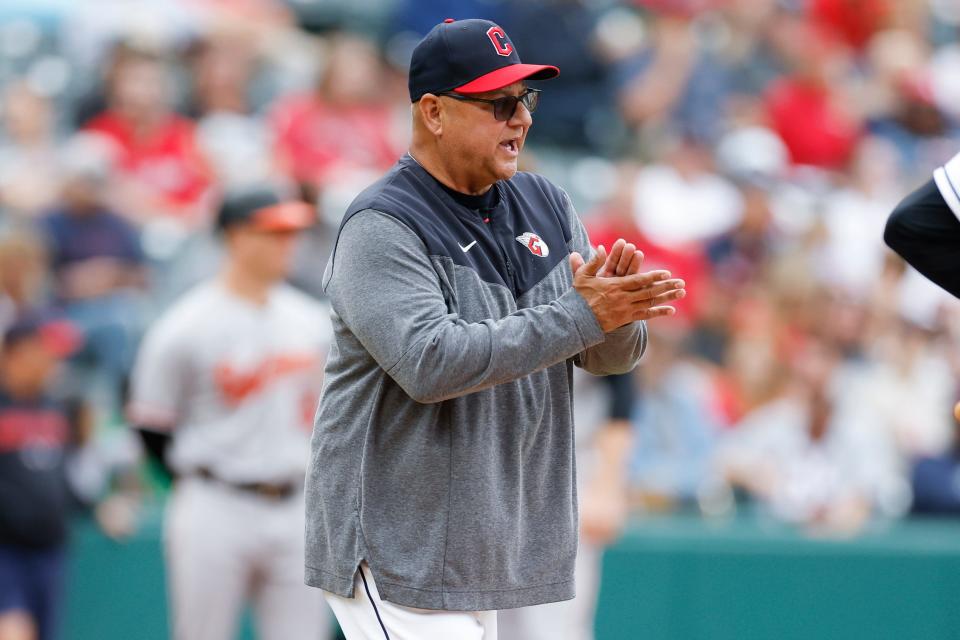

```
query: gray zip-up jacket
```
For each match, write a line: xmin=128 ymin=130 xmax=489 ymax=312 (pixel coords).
xmin=304 ymin=154 xmax=646 ymax=611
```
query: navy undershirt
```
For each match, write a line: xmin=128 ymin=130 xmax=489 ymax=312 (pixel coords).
xmin=435 ymin=179 xmax=499 ymax=213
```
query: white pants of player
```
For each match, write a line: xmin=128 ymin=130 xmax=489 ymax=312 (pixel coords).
xmin=324 ymin=563 xmax=498 ymax=640
xmin=497 ymin=541 xmax=601 ymax=640
xmin=164 ymin=476 xmax=332 ymax=640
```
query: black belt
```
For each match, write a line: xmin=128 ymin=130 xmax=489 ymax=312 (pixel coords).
xmin=193 ymin=467 xmax=302 ymax=500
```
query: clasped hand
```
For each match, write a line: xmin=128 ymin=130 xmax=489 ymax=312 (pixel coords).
xmin=570 ymin=239 xmax=686 ymax=333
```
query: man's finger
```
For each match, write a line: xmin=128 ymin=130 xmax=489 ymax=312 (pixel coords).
xmin=632 ymin=288 xmax=686 ymax=307
xmin=625 ymin=250 xmax=644 ymax=276
xmin=619 ymin=269 xmax=672 ymax=290
xmin=616 ymin=243 xmax=636 ymax=276
xmin=581 ymin=245 xmax=607 ymax=277
xmin=629 ymin=279 xmax=686 ymax=301
xmin=634 ymin=306 xmax=676 ymax=320
xmin=599 ymin=239 xmax=624 ymax=277
xmin=569 ymin=251 xmax=585 ymax=274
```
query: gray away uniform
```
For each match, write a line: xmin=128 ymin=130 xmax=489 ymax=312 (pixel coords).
xmin=304 ymin=154 xmax=646 ymax=611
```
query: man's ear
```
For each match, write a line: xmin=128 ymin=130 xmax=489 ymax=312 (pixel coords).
xmin=417 ymin=94 xmax=444 ymax=136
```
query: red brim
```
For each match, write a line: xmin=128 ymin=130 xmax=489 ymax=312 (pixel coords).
xmin=38 ymin=321 xmax=82 ymax=357
xmin=250 ymin=202 xmax=315 ymax=232
xmin=455 ymin=63 xmax=559 ymax=94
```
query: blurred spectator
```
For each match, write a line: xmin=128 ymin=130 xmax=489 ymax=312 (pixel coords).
xmin=911 ymin=413 xmax=960 ymax=515
xmin=718 ymin=335 xmax=905 ymax=533
xmin=501 ymin=0 xmax=616 ymax=151
xmin=706 ymin=182 xmax=779 ymax=290
xmin=615 ymin=12 xmax=730 ymax=144
xmin=269 ymin=33 xmax=404 ymax=202
xmin=0 ymin=82 xmax=61 ymax=219
xmin=815 ymin=136 xmax=901 ymax=295
xmin=189 ymin=29 xmax=281 ymax=191
xmin=37 ymin=134 xmax=147 ymax=419
xmin=0 ymin=229 xmax=47 ymax=321
xmin=625 ymin=138 xmax=739 ymax=324
xmin=389 ymin=0 xmax=507 ymax=38
xmin=811 ymin=0 xmax=892 ymax=50
xmin=707 ymin=124 xmax=787 ymax=292
xmin=764 ymin=18 xmax=863 ymax=169
xmin=631 ymin=326 xmax=720 ymax=506
xmin=0 ymin=313 xmax=86 ymax=640
xmin=719 ymin=0 xmax=787 ymax=99
xmin=716 ymin=288 xmax=793 ymax=423
xmin=269 ymin=33 xmax=405 ymax=298
xmin=631 ymin=138 xmax=743 ymax=247
xmin=865 ymin=29 xmax=955 ymax=176
xmin=854 ymin=319 xmax=955 ymax=459
xmin=84 ymin=46 xmax=214 ymax=228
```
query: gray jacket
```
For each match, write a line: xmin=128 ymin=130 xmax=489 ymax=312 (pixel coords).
xmin=304 ymin=155 xmax=646 ymax=611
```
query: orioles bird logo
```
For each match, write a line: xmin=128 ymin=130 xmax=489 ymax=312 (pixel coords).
xmin=516 ymin=232 xmax=549 ymax=257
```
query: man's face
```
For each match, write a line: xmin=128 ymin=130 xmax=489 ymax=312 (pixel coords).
xmin=439 ymin=81 xmax=533 ymax=188
xmin=2 ymin=338 xmax=59 ymax=395
xmin=228 ymin=226 xmax=301 ymax=283
xmin=112 ymin=59 xmax=169 ymax=120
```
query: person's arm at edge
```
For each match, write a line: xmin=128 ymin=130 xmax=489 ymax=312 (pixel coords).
xmin=885 ymin=151 xmax=960 ymax=298
xmin=126 ymin=313 xmax=186 ymax=480
xmin=135 ymin=427 xmax=174 ymax=479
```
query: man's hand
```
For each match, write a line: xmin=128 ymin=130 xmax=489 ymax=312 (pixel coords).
xmin=570 ymin=244 xmax=685 ymax=332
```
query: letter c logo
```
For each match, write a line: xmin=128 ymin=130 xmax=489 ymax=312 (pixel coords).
xmin=486 ymin=26 xmax=513 ymax=57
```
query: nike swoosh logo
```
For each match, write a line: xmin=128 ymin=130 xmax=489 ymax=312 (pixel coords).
xmin=459 ymin=240 xmax=477 ymax=252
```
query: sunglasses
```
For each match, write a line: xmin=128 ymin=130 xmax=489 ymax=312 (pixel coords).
xmin=438 ymin=88 xmax=541 ymax=121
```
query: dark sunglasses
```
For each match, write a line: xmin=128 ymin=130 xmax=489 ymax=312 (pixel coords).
xmin=438 ymin=88 xmax=541 ymax=121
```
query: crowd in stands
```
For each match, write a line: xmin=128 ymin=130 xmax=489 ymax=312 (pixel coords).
xmin=2 ymin=0 xmax=960 ymax=542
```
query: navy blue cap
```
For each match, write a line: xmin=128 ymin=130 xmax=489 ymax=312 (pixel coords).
xmin=3 ymin=312 xmax=81 ymax=357
xmin=216 ymin=187 xmax=315 ymax=232
xmin=408 ymin=18 xmax=559 ymax=102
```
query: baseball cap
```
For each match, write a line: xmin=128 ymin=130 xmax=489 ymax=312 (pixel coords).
xmin=215 ymin=188 xmax=316 ymax=232
xmin=408 ymin=18 xmax=559 ymax=102
xmin=3 ymin=313 xmax=82 ymax=358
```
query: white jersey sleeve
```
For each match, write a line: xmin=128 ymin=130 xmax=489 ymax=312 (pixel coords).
xmin=933 ymin=149 xmax=960 ymax=219
xmin=128 ymin=308 xmax=192 ymax=431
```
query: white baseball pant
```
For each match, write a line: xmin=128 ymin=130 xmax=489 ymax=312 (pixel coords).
xmin=324 ymin=563 xmax=498 ymax=640
xmin=164 ymin=476 xmax=332 ymax=640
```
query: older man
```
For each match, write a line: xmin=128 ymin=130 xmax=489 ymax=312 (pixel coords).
xmin=305 ymin=18 xmax=686 ymax=639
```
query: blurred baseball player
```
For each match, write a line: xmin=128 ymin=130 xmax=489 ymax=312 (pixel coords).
xmin=304 ymin=18 xmax=685 ymax=639
xmin=885 ymin=149 xmax=960 ymax=297
xmin=128 ymin=188 xmax=333 ymax=640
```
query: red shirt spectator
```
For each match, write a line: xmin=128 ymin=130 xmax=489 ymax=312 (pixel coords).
xmin=85 ymin=113 xmax=211 ymax=213
xmin=84 ymin=47 xmax=213 ymax=224
xmin=811 ymin=0 xmax=891 ymax=51
xmin=270 ymin=34 xmax=403 ymax=190
xmin=270 ymin=95 xmax=400 ymax=188
xmin=765 ymin=78 xmax=862 ymax=170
